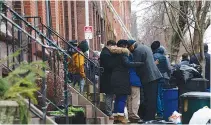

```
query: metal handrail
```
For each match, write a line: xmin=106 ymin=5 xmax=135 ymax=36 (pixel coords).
xmin=0 ymin=2 xmax=69 ymax=123
xmin=23 ymin=16 xmax=99 ymax=66
xmin=2 ymin=3 xmax=71 ymax=59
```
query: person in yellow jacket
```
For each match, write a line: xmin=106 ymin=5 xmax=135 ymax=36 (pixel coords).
xmin=68 ymin=40 xmax=89 ymax=93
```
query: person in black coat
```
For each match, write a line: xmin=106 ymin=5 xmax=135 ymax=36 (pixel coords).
xmin=190 ymin=43 xmax=210 ymax=83
xmin=108 ymin=39 xmax=144 ymax=124
xmin=100 ymin=40 xmax=116 ymax=119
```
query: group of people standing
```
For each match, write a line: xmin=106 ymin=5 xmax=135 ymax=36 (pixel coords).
xmin=100 ymin=39 xmax=168 ymax=123
xmin=67 ymin=38 xmax=210 ymax=124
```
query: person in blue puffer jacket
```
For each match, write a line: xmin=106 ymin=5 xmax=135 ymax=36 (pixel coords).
xmin=151 ymin=41 xmax=171 ymax=119
xmin=127 ymin=53 xmax=142 ymax=122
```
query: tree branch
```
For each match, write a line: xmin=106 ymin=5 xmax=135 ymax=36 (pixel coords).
xmin=164 ymin=1 xmax=191 ymax=55
xmin=205 ymin=18 xmax=210 ymax=29
xmin=166 ymin=1 xmax=197 ymax=22
xmin=200 ymin=1 xmax=210 ymax=31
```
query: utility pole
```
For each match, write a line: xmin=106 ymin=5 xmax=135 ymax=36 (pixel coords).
xmin=85 ymin=0 xmax=89 ymax=57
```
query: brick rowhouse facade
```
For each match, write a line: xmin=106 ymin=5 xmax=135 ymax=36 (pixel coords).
xmin=0 ymin=0 xmax=132 ymax=112
xmin=6 ymin=0 xmax=131 ymax=52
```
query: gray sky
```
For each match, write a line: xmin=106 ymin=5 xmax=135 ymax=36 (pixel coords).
xmin=131 ymin=0 xmax=211 ymax=53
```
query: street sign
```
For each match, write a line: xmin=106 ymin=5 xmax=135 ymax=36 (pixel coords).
xmin=84 ymin=26 xmax=93 ymax=39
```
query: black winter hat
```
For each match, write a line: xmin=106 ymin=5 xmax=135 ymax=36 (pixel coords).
xmin=78 ymin=40 xmax=89 ymax=53
xmin=68 ymin=40 xmax=78 ymax=47
xmin=117 ymin=39 xmax=128 ymax=47
xmin=127 ymin=40 xmax=136 ymax=47
xmin=151 ymin=41 xmax=160 ymax=51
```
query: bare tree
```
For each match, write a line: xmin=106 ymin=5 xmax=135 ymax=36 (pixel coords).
xmin=164 ymin=1 xmax=211 ymax=77
xmin=134 ymin=0 xmax=210 ymax=77
xmin=135 ymin=1 xmax=173 ymax=48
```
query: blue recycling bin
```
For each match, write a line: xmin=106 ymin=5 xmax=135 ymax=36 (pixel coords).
xmin=163 ymin=88 xmax=178 ymax=121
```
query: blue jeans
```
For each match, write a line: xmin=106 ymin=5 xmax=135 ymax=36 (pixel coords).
xmin=113 ymin=95 xmax=127 ymax=116
xmin=157 ymin=78 xmax=164 ymax=117
xmin=69 ymin=73 xmax=85 ymax=93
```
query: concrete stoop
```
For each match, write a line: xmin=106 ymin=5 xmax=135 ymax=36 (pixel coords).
xmin=68 ymin=84 xmax=109 ymax=124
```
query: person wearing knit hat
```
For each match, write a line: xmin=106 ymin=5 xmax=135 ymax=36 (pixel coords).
xmin=108 ymin=39 xmax=144 ymax=123
xmin=100 ymin=40 xmax=117 ymax=120
xmin=68 ymin=40 xmax=89 ymax=93
xmin=152 ymin=46 xmax=171 ymax=119
xmin=117 ymin=39 xmax=128 ymax=47
xmin=127 ymin=39 xmax=143 ymax=123
xmin=128 ymin=41 xmax=162 ymax=121
xmin=127 ymin=40 xmax=136 ymax=53
xmin=151 ymin=41 xmax=160 ymax=53
xmin=78 ymin=40 xmax=89 ymax=53
xmin=127 ymin=40 xmax=136 ymax=47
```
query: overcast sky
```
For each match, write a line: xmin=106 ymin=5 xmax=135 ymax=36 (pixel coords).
xmin=131 ymin=0 xmax=211 ymax=53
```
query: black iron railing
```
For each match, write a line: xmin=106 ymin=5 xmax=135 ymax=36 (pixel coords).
xmin=23 ymin=16 xmax=102 ymax=123
xmin=0 ymin=2 xmax=101 ymax=124
xmin=0 ymin=2 xmax=68 ymax=124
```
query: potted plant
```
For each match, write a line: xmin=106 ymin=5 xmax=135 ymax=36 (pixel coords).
xmin=0 ymin=50 xmax=46 ymax=124
xmin=48 ymin=106 xmax=86 ymax=124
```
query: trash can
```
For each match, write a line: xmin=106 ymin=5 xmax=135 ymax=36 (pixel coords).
xmin=179 ymin=78 xmax=209 ymax=97
xmin=163 ymin=88 xmax=178 ymax=121
xmin=178 ymin=78 xmax=209 ymax=109
xmin=180 ymin=92 xmax=211 ymax=124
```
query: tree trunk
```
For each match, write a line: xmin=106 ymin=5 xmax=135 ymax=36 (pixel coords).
xmin=193 ymin=1 xmax=202 ymax=53
xmin=170 ymin=1 xmax=189 ymax=62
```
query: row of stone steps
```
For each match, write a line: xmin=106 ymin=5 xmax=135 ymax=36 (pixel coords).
xmin=26 ymin=83 xmax=109 ymax=124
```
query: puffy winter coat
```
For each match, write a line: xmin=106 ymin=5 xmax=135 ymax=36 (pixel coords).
xmin=153 ymin=47 xmax=169 ymax=74
xmin=100 ymin=47 xmax=113 ymax=94
xmin=108 ymin=46 xmax=143 ymax=95
xmin=68 ymin=48 xmax=86 ymax=78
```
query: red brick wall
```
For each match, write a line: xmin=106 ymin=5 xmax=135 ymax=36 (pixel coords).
xmin=73 ymin=1 xmax=78 ymax=40
xmin=23 ymin=1 xmax=37 ymax=23
xmin=50 ymin=1 xmax=56 ymax=31
xmin=89 ymin=2 xmax=94 ymax=50
xmin=4 ymin=0 xmax=132 ymax=51
xmin=12 ymin=1 xmax=24 ymax=15
xmin=38 ymin=1 xmax=46 ymax=25
xmin=59 ymin=1 xmax=64 ymax=38
xmin=76 ymin=1 xmax=85 ymax=43
xmin=50 ymin=1 xmax=59 ymax=33
xmin=104 ymin=1 xmax=131 ymax=41
xmin=67 ymin=1 xmax=72 ymax=40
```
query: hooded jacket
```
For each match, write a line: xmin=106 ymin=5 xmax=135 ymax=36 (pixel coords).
xmin=153 ymin=47 xmax=169 ymax=74
xmin=108 ymin=46 xmax=143 ymax=95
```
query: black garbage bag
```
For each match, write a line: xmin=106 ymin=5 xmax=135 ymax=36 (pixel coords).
xmin=172 ymin=64 xmax=202 ymax=85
